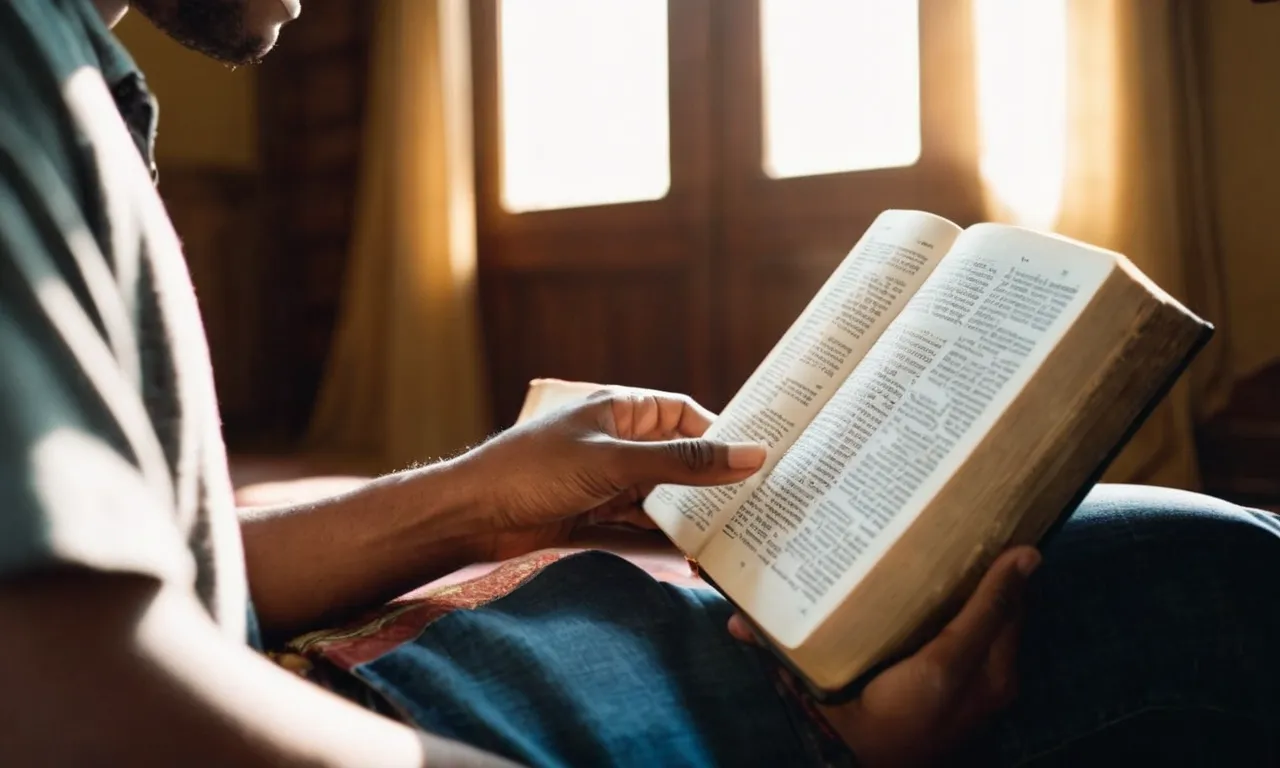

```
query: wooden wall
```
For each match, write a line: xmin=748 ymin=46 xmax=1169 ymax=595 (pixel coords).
xmin=116 ymin=15 xmax=267 ymax=444
xmin=1194 ymin=1 xmax=1280 ymax=505
xmin=1198 ymin=363 xmax=1280 ymax=505
xmin=158 ymin=171 xmax=266 ymax=440
xmin=119 ymin=5 xmax=375 ymax=448
xmin=472 ymin=0 xmax=983 ymax=426
xmin=255 ymin=1 xmax=376 ymax=443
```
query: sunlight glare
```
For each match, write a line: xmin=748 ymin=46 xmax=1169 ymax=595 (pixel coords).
xmin=499 ymin=0 xmax=670 ymax=213
xmin=975 ymin=0 xmax=1069 ymax=230
xmin=761 ymin=0 xmax=921 ymax=179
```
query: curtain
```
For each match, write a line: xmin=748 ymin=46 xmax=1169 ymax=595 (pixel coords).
xmin=977 ymin=0 xmax=1234 ymax=489
xmin=308 ymin=0 xmax=490 ymax=471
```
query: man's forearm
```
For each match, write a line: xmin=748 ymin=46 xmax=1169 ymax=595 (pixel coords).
xmin=239 ymin=456 xmax=497 ymax=637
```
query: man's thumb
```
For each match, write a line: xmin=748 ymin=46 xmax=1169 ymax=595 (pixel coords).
xmin=621 ymin=439 xmax=767 ymax=487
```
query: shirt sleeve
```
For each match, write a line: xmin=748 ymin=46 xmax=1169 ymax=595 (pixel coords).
xmin=0 ymin=128 xmax=195 ymax=589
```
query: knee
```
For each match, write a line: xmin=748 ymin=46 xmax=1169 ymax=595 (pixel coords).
xmin=1075 ymin=483 xmax=1258 ymax=522
xmin=1012 ymin=485 xmax=1280 ymax=737
xmin=1043 ymin=483 xmax=1280 ymax=611
xmin=1058 ymin=483 xmax=1279 ymax=551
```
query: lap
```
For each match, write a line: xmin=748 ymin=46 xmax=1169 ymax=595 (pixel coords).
xmin=963 ymin=485 xmax=1280 ymax=766
xmin=344 ymin=485 xmax=1280 ymax=767
xmin=349 ymin=550 xmax=827 ymax=767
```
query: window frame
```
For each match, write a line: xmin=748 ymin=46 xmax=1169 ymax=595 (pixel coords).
xmin=717 ymin=0 xmax=984 ymax=242
xmin=471 ymin=0 xmax=715 ymax=273
xmin=470 ymin=0 xmax=986 ymax=410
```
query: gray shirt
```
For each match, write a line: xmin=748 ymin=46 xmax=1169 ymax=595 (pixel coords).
xmin=0 ymin=0 xmax=246 ymax=641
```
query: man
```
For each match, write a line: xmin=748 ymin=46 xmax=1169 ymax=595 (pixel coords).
xmin=2 ymin=1 xmax=1278 ymax=765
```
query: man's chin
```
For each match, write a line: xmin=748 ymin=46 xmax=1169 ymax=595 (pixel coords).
xmin=213 ymin=29 xmax=278 ymax=66
xmin=175 ymin=32 xmax=274 ymax=66
xmin=132 ymin=0 xmax=282 ymax=66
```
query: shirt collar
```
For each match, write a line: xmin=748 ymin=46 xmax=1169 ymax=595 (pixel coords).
xmin=77 ymin=2 xmax=160 ymax=182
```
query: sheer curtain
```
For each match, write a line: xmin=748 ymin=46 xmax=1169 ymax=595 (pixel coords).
xmin=976 ymin=0 xmax=1233 ymax=488
xmin=308 ymin=0 xmax=490 ymax=471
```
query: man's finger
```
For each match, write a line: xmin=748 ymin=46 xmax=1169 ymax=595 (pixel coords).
xmin=925 ymin=547 xmax=1039 ymax=674
xmin=647 ymin=391 xmax=717 ymax=438
xmin=603 ymin=390 xmax=718 ymax=440
xmin=618 ymin=438 xmax=767 ymax=488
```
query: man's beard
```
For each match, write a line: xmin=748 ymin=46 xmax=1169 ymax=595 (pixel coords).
xmin=132 ymin=0 xmax=266 ymax=65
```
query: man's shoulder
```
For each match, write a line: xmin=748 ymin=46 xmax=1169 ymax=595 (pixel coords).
xmin=0 ymin=0 xmax=106 ymax=79
xmin=0 ymin=0 xmax=103 ymax=185
xmin=0 ymin=0 xmax=145 ymax=133
xmin=0 ymin=0 xmax=152 ymax=269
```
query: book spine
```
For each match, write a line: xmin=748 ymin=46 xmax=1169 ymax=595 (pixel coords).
xmin=1036 ymin=321 xmax=1214 ymax=548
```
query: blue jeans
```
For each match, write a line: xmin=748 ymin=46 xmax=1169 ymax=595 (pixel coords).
xmin=346 ymin=485 xmax=1280 ymax=766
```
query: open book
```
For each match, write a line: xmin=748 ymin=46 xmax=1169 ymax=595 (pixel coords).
xmin=518 ymin=210 xmax=1211 ymax=699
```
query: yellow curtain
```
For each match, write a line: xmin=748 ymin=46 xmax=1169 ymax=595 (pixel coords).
xmin=308 ymin=0 xmax=490 ymax=471
xmin=978 ymin=0 xmax=1234 ymax=488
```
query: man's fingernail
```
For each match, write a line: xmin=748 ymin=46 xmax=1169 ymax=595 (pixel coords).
xmin=1017 ymin=550 xmax=1042 ymax=577
xmin=727 ymin=443 xmax=768 ymax=470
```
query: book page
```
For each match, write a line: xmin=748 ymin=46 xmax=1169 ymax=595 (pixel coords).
xmin=700 ymin=224 xmax=1116 ymax=648
xmin=643 ymin=211 xmax=961 ymax=555
xmin=514 ymin=379 xmax=608 ymax=425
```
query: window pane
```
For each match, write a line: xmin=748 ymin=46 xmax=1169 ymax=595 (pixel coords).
xmin=499 ymin=0 xmax=670 ymax=213
xmin=975 ymin=0 xmax=1068 ymax=230
xmin=761 ymin=0 xmax=921 ymax=179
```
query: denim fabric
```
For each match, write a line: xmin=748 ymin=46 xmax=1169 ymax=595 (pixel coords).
xmin=351 ymin=485 xmax=1280 ymax=767
xmin=353 ymin=550 xmax=827 ymax=766
xmin=959 ymin=484 xmax=1280 ymax=766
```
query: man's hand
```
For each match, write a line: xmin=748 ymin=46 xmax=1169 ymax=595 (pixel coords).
xmin=241 ymin=386 xmax=764 ymax=636
xmin=461 ymin=387 xmax=767 ymax=559
xmin=729 ymin=546 xmax=1041 ymax=767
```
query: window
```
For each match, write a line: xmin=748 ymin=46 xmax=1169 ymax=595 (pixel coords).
xmin=974 ymin=0 xmax=1068 ymax=229
xmin=498 ymin=0 xmax=671 ymax=213
xmin=760 ymin=0 xmax=921 ymax=178
xmin=473 ymin=0 xmax=984 ymax=423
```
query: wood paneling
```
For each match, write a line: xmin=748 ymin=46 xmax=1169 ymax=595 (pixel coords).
xmin=484 ymin=270 xmax=697 ymax=423
xmin=474 ymin=0 xmax=985 ymax=421
xmin=473 ymin=0 xmax=716 ymax=426
xmin=1198 ymin=362 xmax=1280 ymax=505
xmin=257 ymin=0 xmax=376 ymax=439
xmin=160 ymin=168 xmax=264 ymax=444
